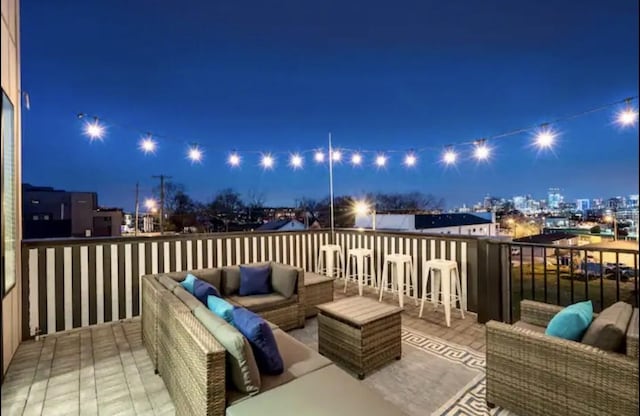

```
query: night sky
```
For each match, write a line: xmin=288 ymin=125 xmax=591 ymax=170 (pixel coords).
xmin=21 ymin=0 xmax=639 ymax=210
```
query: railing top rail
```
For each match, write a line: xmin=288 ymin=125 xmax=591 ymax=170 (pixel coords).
xmin=21 ymin=227 xmax=485 ymax=248
xmin=499 ymin=240 xmax=639 ymax=254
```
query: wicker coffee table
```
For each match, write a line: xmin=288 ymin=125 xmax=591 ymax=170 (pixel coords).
xmin=316 ymin=297 xmax=402 ymax=379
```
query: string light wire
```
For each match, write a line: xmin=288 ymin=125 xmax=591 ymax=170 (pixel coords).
xmin=77 ymin=96 xmax=638 ymax=167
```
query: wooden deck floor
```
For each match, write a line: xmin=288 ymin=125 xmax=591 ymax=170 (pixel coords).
xmin=1 ymin=281 xmax=485 ymax=416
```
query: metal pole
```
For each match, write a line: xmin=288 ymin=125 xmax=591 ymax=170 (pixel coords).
xmin=134 ymin=182 xmax=139 ymax=236
xmin=328 ymin=132 xmax=335 ymax=242
xmin=372 ymin=210 xmax=376 ymax=231
xmin=160 ymin=175 xmax=165 ymax=235
xmin=152 ymin=174 xmax=171 ymax=235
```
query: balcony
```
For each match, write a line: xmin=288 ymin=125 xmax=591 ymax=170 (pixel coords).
xmin=2 ymin=229 xmax=638 ymax=415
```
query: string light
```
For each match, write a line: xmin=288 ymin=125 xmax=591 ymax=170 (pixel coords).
xmin=473 ymin=140 xmax=490 ymax=161
xmin=139 ymin=135 xmax=157 ymax=154
xmin=533 ymin=125 xmax=556 ymax=150
xmin=187 ymin=145 xmax=203 ymax=163
xmin=77 ymin=95 xmax=637 ymax=168
xmin=289 ymin=153 xmax=303 ymax=169
xmin=83 ymin=118 xmax=105 ymax=141
xmin=616 ymin=100 xmax=638 ymax=127
xmin=404 ymin=153 xmax=417 ymax=167
xmin=261 ymin=154 xmax=275 ymax=169
xmin=228 ymin=152 xmax=241 ymax=167
xmin=442 ymin=147 xmax=457 ymax=165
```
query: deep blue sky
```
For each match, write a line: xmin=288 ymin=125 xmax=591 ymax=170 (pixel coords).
xmin=21 ymin=0 xmax=639 ymax=210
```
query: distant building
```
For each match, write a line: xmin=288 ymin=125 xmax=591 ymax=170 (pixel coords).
xmin=256 ymin=219 xmax=306 ymax=231
xmin=354 ymin=213 xmax=498 ymax=236
xmin=547 ymin=188 xmax=563 ymax=210
xmin=514 ymin=232 xmax=579 ymax=246
xmin=23 ymin=184 xmax=122 ymax=239
xmin=544 ymin=216 xmax=570 ymax=228
xmin=576 ymin=199 xmax=590 ymax=212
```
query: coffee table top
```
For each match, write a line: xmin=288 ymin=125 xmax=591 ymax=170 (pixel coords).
xmin=316 ymin=297 xmax=402 ymax=326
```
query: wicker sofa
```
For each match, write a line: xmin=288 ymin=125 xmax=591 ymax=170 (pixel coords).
xmin=486 ymin=300 xmax=639 ymax=416
xmin=141 ymin=264 xmax=405 ymax=416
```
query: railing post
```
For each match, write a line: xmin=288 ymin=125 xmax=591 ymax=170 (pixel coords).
xmin=476 ymin=238 xmax=509 ymax=323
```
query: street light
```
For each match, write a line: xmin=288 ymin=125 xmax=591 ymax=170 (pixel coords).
xmin=604 ymin=214 xmax=617 ymax=241
xmin=354 ymin=200 xmax=376 ymax=231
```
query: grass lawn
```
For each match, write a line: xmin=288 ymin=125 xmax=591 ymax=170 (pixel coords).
xmin=510 ymin=264 xmax=638 ymax=321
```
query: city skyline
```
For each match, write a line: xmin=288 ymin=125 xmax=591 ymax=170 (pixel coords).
xmin=21 ymin=0 xmax=638 ymax=210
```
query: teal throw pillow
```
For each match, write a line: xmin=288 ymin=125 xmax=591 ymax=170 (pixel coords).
xmin=180 ymin=273 xmax=197 ymax=294
xmin=545 ymin=300 xmax=593 ymax=341
xmin=207 ymin=295 xmax=234 ymax=323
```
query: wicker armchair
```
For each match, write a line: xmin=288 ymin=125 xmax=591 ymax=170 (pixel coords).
xmin=486 ymin=300 xmax=639 ymax=416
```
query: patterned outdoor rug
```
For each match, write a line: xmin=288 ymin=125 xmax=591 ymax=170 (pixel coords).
xmin=289 ymin=319 xmax=513 ymax=416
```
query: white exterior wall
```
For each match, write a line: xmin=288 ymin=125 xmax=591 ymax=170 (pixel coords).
xmin=355 ymin=214 xmax=497 ymax=236
xmin=2 ymin=0 xmax=22 ymax=375
xmin=355 ymin=214 xmax=415 ymax=230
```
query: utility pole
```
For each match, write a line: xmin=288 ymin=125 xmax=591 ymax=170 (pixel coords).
xmin=134 ymin=182 xmax=139 ymax=236
xmin=152 ymin=174 xmax=171 ymax=235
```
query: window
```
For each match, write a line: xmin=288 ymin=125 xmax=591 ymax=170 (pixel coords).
xmin=2 ymin=91 xmax=17 ymax=295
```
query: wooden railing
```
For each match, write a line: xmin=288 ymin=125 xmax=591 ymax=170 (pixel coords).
xmin=21 ymin=229 xmax=483 ymax=338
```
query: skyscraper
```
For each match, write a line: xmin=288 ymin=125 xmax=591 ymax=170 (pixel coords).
xmin=548 ymin=188 xmax=563 ymax=210
xmin=576 ymin=198 xmax=590 ymax=212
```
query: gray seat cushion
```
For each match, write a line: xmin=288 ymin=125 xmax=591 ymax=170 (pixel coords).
xmin=260 ymin=329 xmax=332 ymax=392
xmin=173 ymin=286 xmax=202 ymax=311
xmin=514 ymin=320 xmax=546 ymax=334
xmin=227 ymin=293 xmax=297 ymax=313
xmin=304 ymin=272 xmax=333 ymax=286
xmin=158 ymin=274 xmax=180 ymax=292
xmin=226 ymin=365 xmax=405 ymax=416
xmin=193 ymin=306 xmax=261 ymax=394
xmin=581 ymin=301 xmax=633 ymax=353
xmin=270 ymin=263 xmax=299 ymax=298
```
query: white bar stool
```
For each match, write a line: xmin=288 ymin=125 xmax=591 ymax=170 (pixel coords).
xmin=378 ymin=253 xmax=417 ymax=308
xmin=419 ymin=259 xmax=465 ymax=327
xmin=316 ymin=244 xmax=344 ymax=278
xmin=344 ymin=248 xmax=377 ymax=296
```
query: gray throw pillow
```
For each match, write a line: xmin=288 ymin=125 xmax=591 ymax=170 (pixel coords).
xmin=581 ymin=301 xmax=633 ymax=353
xmin=270 ymin=263 xmax=299 ymax=298
xmin=193 ymin=306 xmax=261 ymax=394
xmin=222 ymin=266 xmax=241 ymax=296
xmin=191 ymin=268 xmax=222 ymax=292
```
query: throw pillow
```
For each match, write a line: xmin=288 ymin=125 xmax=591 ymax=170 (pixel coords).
xmin=232 ymin=307 xmax=284 ymax=375
xmin=545 ymin=300 xmax=593 ymax=341
xmin=207 ymin=295 xmax=234 ymax=323
xmin=270 ymin=263 xmax=299 ymax=298
xmin=193 ymin=279 xmax=220 ymax=305
xmin=238 ymin=264 xmax=271 ymax=296
xmin=581 ymin=301 xmax=633 ymax=352
xmin=180 ymin=273 xmax=197 ymax=294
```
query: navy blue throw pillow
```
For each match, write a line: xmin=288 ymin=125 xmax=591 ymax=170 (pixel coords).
xmin=238 ymin=264 xmax=271 ymax=296
xmin=232 ymin=307 xmax=284 ymax=375
xmin=193 ymin=279 xmax=220 ymax=305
